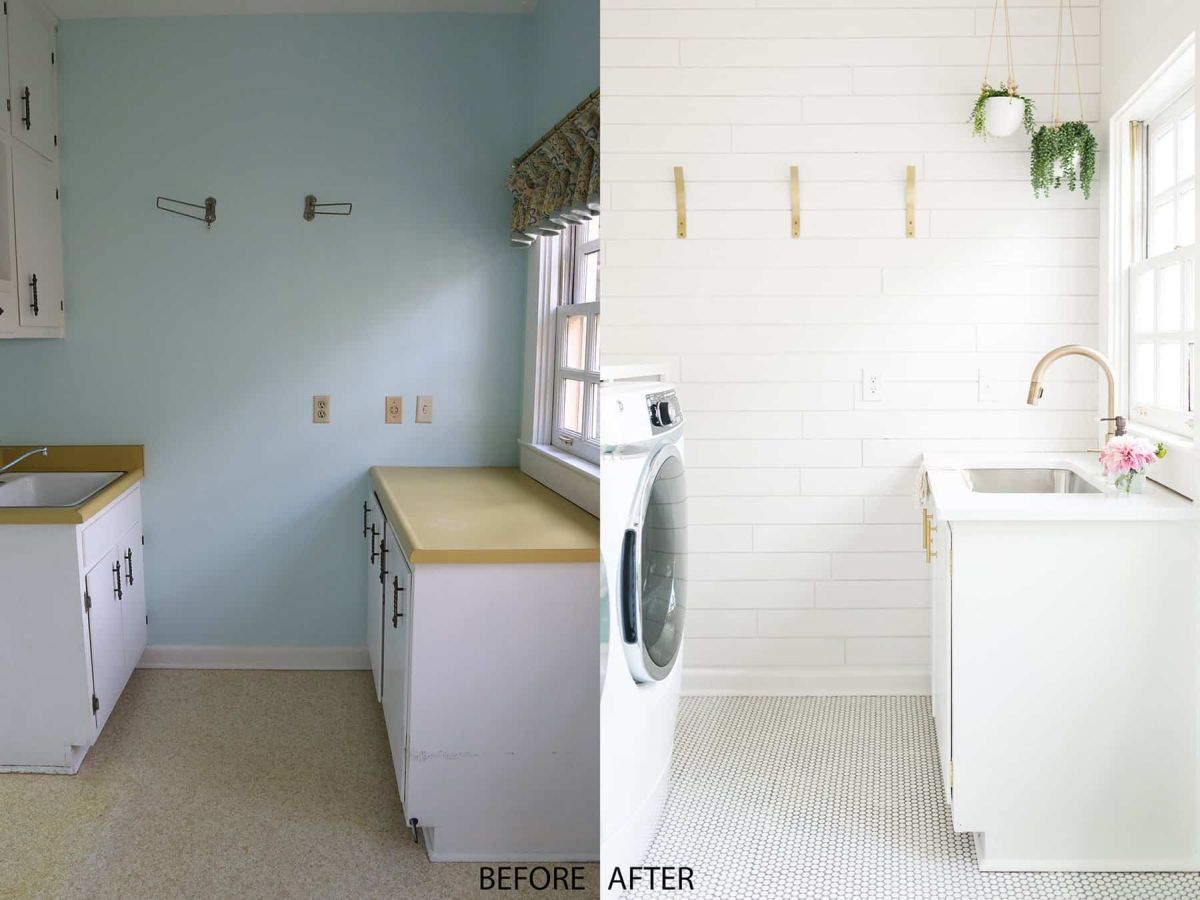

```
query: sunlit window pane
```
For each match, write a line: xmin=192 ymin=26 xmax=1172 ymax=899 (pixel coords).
xmin=1133 ymin=269 xmax=1156 ymax=332
xmin=1180 ymin=111 xmax=1195 ymax=181
xmin=561 ymin=379 xmax=584 ymax=434
xmin=1153 ymin=125 xmax=1176 ymax=195
xmin=583 ymin=251 xmax=599 ymax=305
xmin=1186 ymin=260 xmax=1196 ymax=330
xmin=587 ymin=383 xmax=599 ymax=441
xmin=591 ymin=313 xmax=601 ymax=370
xmin=1159 ymin=342 xmax=1182 ymax=409
xmin=1152 ymin=199 xmax=1176 ymax=255
xmin=1179 ymin=188 xmax=1195 ymax=246
xmin=1159 ymin=265 xmax=1182 ymax=331
xmin=1132 ymin=342 xmax=1155 ymax=404
xmin=564 ymin=315 xmax=587 ymax=369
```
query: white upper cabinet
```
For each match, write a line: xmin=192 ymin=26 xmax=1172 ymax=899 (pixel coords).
xmin=7 ymin=0 xmax=57 ymax=163
xmin=0 ymin=133 xmax=15 ymax=331
xmin=12 ymin=140 xmax=62 ymax=332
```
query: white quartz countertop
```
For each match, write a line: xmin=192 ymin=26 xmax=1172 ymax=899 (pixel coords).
xmin=923 ymin=451 xmax=1200 ymax=522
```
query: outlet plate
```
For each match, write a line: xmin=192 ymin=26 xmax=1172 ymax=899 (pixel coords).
xmin=385 ymin=396 xmax=403 ymax=424
xmin=313 ymin=395 xmax=331 ymax=424
xmin=862 ymin=368 xmax=883 ymax=402
xmin=416 ymin=395 xmax=433 ymax=424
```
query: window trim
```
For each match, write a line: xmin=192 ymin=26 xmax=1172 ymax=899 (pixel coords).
xmin=1126 ymin=86 xmax=1196 ymax=438
xmin=1106 ymin=34 xmax=1199 ymax=498
xmin=551 ymin=300 xmax=600 ymax=463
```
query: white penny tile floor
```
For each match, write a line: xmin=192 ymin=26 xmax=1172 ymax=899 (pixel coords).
xmin=623 ymin=696 xmax=1200 ymax=900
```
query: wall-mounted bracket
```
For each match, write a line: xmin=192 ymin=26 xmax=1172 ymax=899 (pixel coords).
xmin=303 ymin=194 xmax=352 ymax=222
xmin=157 ymin=195 xmax=216 ymax=229
xmin=789 ymin=166 xmax=800 ymax=238
xmin=905 ymin=165 xmax=916 ymax=238
xmin=673 ymin=166 xmax=687 ymax=239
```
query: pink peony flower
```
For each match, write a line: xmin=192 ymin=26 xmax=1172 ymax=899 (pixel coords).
xmin=1098 ymin=435 xmax=1160 ymax=477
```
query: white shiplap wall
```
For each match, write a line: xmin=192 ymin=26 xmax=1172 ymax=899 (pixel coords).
xmin=600 ymin=0 xmax=1102 ymax=694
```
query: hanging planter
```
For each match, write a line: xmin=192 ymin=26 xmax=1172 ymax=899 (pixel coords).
xmin=1031 ymin=0 xmax=1097 ymax=198
xmin=972 ymin=1 xmax=1035 ymax=139
xmin=972 ymin=84 xmax=1036 ymax=139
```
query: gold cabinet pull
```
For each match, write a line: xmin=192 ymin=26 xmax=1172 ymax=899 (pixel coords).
xmin=923 ymin=509 xmax=937 ymax=563
xmin=905 ymin=165 xmax=916 ymax=238
xmin=789 ymin=165 xmax=800 ymax=238
xmin=674 ymin=166 xmax=687 ymax=238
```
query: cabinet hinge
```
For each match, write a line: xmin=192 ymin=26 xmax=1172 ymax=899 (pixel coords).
xmin=91 ymin=694 xmax=100 ymax=714
xmin=145 ymin=615 xmax=148 ymax=624
xmin=51 ymin=52 xmax=54 ymax=65
xmin=55 ymin=189 xmax=59 ymax=199
xmin=83 ymin=589 xmax=91 ymax=612
xmin=53 ymin=134 xmax=57 ymax=147
xmin=5 ymin=99 xmax=8 ymax=113
xmin=3 ymin=4 xmax=7 ymax=15
xmin=949 ymin=759 xmax=954 ymax=788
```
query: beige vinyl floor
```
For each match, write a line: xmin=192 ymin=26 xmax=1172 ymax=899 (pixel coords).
xmin=0 ymin=670 xmax=598 ymax=900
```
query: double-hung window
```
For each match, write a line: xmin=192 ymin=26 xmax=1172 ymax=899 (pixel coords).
xmin=1129 ymin=87 xmax=1197 ymax=435
xmin=548 ymin=218 xmax=600 ymax=464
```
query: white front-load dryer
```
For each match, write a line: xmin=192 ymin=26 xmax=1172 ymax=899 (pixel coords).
xmin=600 ymin=380 xmax=687 ymax=892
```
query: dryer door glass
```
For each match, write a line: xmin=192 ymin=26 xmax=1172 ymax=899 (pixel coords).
xmin=637 ymin=447 xmax=687 ymax=678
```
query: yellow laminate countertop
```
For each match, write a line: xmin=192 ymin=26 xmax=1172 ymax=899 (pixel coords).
xmin=369 ymin=467 xmax=598 ymax=565
xmin=0 ymin=445 xmax=145 ymax=525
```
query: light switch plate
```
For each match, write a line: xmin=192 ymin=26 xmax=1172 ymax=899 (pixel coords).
xmin=385 ymin=396 xmax=403 ymax=424
xmin=313 ymin=395 xmax=331 ymax=424
xmin=416 ymin=395 xmax=433 ymax=424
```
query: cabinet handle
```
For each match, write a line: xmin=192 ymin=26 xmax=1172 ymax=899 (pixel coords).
xmin=923 ymin=511 xmax=938 ymax=564
xmin=112 ymin=561 xmax=123 ymax=600
xmin=125 ymin=548 xmax=135 ymax=585
xmin=392 ymin=575 xmax=405 ymax=627
xmin=379 ymin=538 xmax=388 ymax=584
xmin=20 ymin=87 xmax=30 ymax=131
xmin=369 ymin=524 xmax=379 ymax=563
xmin=362 ymin=501 xmax=369 ymax=537
xmin=28 ymin=274 xmax=38 ymax=316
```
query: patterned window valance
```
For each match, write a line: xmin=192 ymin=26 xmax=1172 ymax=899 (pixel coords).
xmin=506 ymin=89 xmax=599 ymax=247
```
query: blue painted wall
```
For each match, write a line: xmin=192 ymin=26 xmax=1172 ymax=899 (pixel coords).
xmin=0 ymin=10 xmax=595 ymax=648
xmin=527 ymin=0 xmax=601 ymax=140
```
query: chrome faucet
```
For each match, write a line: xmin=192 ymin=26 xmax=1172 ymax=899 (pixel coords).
xmin=1027 ymin=345 xmax=1125 ymax=443
xmin=0 ymin=446 xmax=48 ymax=477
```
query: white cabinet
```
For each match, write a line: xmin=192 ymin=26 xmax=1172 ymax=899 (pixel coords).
xmin=7 ymin=0 xmax=57 ymax=162
xmin=13 ymin=141 xmax=62 ymax=331
xmin=365 ymin=495 xmax=384 ymax=702
xmin=0 ymin=483 xmax=147 ymax=773
xmin=364 ymin=482 xmax=599 ymax=862
xmin=0 ymin=0 xmax=63 ymax=340
xmin=381 ymin=521 xmax=410 ymax=802
xmin=923 ymin=495 xmax=1200 ymax=871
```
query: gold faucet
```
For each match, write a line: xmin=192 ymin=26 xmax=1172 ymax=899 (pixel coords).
xmin=1027 ymin=345 xmax=1126 ymax=444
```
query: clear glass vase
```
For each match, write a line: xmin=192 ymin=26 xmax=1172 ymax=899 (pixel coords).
xmin=1113 ymin=470 xmax=1147 ymax=494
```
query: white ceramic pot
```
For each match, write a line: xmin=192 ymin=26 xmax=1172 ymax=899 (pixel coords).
xmin=983 ymin=96 xmax=1024 ymax=138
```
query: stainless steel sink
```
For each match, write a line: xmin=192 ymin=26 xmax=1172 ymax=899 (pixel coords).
xmin=962 ymin=468 xmax=1101 ymax=494
xmin=0 ymin=471 xmax=123 ymax=508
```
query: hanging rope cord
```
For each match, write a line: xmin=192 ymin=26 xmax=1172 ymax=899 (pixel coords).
xmin=1051 ymin=0 xmax=1086 ymax=126
xmin=981 ymin=0 xmax=1016 ymax=93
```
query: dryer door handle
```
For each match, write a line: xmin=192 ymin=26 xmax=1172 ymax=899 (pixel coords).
xmin=620 ymin=528 xmax=639 ymax=645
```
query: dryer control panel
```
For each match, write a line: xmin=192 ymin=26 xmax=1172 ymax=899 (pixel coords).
xmin=646 ymin=389 xmax=683 ymax=434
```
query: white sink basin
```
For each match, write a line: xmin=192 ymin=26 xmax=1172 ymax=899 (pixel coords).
xmin=0 ymin=471 xmax=123 ymax=508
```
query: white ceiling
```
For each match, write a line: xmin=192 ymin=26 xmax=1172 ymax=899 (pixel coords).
xmin=44 ymin=0 xmax=535 ymax=19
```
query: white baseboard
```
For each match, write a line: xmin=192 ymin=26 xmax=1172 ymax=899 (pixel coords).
xmin=682 ymin=665 xmax=931 ymax=696
xmin=138 ymin=645 xmax=370 ymax=671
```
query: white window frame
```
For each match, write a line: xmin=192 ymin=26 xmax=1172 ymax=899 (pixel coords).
xmin=550 ymin=223 xmax=600 ymax=464
xmin=1127 ymin=87 xmax=1197 ymax=436
xmin=1106 ymin=35 xmax=1200 ymax=499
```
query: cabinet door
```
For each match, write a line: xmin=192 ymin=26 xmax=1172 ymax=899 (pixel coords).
xmin=84 ymin=546 xmax=125 ymax=734
xmin=118 ymin=521 xmax=147 ymax=677
xmin=365 ymin=494 xmax=384 ymax=702
xmin=0 ymin=132 xmax=16 ymax=318
xmin=381 ymin=522 xmax=411 ymax=802
xmin=928 ymin=511 xmax=953 ymax=804
xmin=7 ymin=0 xmax=56 ymax=162
xmin=12 ymin=142 xmax=62 ymax=331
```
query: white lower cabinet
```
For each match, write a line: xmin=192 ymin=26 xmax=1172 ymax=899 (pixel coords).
xmin=924 ymin=501 xmax=1200 ymax=871
xmin=0 ymin=483 xmax=147 ymax=772
xmin=363 ymin=485 xmax=599 ymax=861
xmin=381 ymin=520 xmax=410 ymax=802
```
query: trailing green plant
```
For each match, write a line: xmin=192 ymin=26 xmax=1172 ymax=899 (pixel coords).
xmin=970 ymin=83 xmax=1036 ymax=139
xmin=1030 ymin=121 xmax=1097 ymax=199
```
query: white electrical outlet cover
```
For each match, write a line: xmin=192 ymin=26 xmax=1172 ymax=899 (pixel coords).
xmin=416 ymin=395 xmax=433 ymax=424
xmin=861 ymin=369 xmax=883 ymax=402
xmin=313 ymin=395 xmax=331 ymax=424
